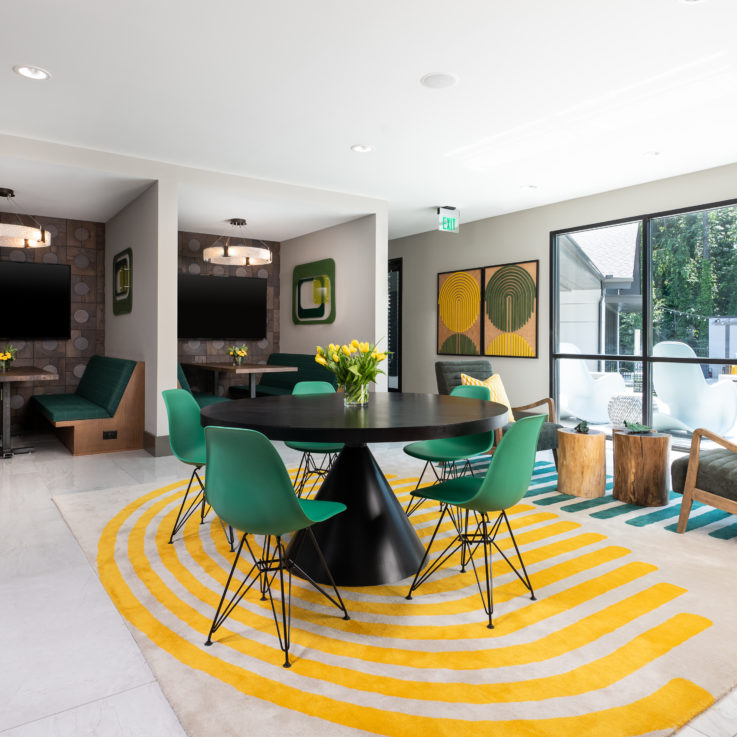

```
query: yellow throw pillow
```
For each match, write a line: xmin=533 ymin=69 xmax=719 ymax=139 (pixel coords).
xmin=460 ymin=373 xmax=515 ymax=424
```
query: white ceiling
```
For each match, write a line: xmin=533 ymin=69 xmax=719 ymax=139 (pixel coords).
xmin=1 ymin=0 xmax=737 ymax=240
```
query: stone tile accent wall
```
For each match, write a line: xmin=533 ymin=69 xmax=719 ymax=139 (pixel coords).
xmin=0 ymin=212 xmax=105 ymax=431
xmin=177 ymin=231 xmax=280 ymax=397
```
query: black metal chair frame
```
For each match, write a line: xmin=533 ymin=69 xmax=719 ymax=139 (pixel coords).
xmin=169 ymin=466 xmax=234 ymax=551
xmin=406 ymin=504 xmax=535 ymax=629
xmin=205 ymin=528 xmax=349 ymax=667
xmin=293 ymin=450 xmax=339 ymax=498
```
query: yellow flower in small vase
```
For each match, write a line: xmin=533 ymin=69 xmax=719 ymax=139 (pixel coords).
xmin=227 ymin=344 xmax=247 ymax=366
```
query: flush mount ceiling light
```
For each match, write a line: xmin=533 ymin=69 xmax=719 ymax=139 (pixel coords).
xmin=12 ymin=64 xmax=51 ymax=80
xmin=202 ymin=218 xmax=272 ymax=266
xmin=0 ymin=188 xmax=51 ymax=248
xmin=350 ymin=144 xmax=373 ymax=153
xmin=420 ymin=72 xmax=459 ymax=89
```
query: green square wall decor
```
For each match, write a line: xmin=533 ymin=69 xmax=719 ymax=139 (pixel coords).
xmin=292 ymin=258 xmax=335 ymax=324
xmin=112 ymin=248 xmax=132 ymax=315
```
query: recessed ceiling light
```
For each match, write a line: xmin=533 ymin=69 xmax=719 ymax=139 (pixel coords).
xmin=680 ymin=0 xmax=704 ymax=4
xmin=13 ymin=64 xmax=51 ymax=81
xmin=644 ymin=150 xmax=662 ymax=157
xmin=521 ymin=184 xmax=538 ymax=190
xmin=420 ymin=73 xmax=459 ymax=90
xmin=350 ymin=144 xmax=372 ymax=153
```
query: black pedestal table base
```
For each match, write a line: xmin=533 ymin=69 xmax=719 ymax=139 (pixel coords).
xmin=287 ymin=444 xmax=425 ymax=587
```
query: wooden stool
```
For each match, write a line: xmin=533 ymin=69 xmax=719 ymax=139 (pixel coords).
xmin=557 ymin=428 xmax=606 ymax=498
xmin=613 ymin=430 xmax=670 ymax=506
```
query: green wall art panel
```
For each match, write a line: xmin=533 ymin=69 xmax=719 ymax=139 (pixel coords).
xmin=112 ymin=248 xmax=132 ymax=315
xmin=292 ymin=258 xmax=335 ymax=324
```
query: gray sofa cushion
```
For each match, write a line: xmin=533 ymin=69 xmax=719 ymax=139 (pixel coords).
xmin=435 ymin=360 xmax=494 ymax=395
xmin=671 ymin=448 xmax=737 ymax=502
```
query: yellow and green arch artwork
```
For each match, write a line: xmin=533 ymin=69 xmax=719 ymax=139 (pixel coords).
xmin=484 ymin=261 xmax=538 ymax=358
xmin=437 ymin=268 xmax=482 ymax=355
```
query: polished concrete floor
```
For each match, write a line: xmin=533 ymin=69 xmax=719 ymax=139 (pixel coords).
xmin=0 ymin=433 xmax=735 ymax=737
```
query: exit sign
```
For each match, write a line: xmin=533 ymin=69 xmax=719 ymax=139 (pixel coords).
xmin=438 ymin=206 xmax=459 ymax=234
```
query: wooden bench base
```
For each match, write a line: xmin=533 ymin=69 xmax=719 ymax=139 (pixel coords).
xmin=49 ymin=362 xmax=145 ymax=456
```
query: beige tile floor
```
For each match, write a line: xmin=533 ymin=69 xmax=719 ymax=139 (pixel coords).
xmin=0 ymin=432 xmax=734 ymax=737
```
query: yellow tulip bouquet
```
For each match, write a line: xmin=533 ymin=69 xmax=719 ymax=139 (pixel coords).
xmin=0 ymin=345 xmax=17 ymax=372
xmin=315 ymin=340 xmax=387 ymax=406
xmin=227 ymin=344 xmax=248 ymax=366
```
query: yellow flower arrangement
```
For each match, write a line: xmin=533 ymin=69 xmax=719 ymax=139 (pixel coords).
xmin=227 ymin=344 xmax=248 ymax=365
xmin=0 ymin=345 xmax=17 ymax=372
xmin=314 ymin=339 xmax=388 ymax=406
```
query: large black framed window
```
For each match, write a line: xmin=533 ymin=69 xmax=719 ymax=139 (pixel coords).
xmin=550 ymin=197 xmax=737 ymax=447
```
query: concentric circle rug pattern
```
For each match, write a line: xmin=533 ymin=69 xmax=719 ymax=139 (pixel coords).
xmin=95 ymin=464 xmax=736 ymax=737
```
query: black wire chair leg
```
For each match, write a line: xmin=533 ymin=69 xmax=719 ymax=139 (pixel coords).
xmin=205 ymin=533 xmax=258 ymax=645
xmin=406 ymin=504 xmax=456 ymax=599
xmin=275 ymin=537 xmax=292 ymax=668
xmin=495 ymin=511 xmax=536 ymax=600
xmin=169 ymin=465 xmax=205 ymax=544
xmin=481 ymin=515 xmax=494 ymax=628
xmin=405 ymin=461 xmax=443 ymax=517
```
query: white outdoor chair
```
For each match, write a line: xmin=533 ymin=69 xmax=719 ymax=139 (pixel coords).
xmin=652 ymin=341 xmax=737 ymax=435
xmin=558 ymin=342 xmax=626 ymax=424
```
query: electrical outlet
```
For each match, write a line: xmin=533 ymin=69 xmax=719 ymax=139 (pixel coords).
xmin=103 ymin=430 xmax=117 ymax=440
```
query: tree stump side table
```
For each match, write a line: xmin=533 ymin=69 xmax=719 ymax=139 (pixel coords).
xmin=557 ymin=428 xmax=606 ymax=498
xmin=613 ymin=430 xmax=670 ymax=506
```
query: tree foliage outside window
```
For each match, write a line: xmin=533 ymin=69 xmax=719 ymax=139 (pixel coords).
xmin=651 ymin=205 xmax=737 ymax=357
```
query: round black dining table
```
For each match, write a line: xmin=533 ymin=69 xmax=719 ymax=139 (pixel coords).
xmin=200 ymin=392 xmax=509 ymax=586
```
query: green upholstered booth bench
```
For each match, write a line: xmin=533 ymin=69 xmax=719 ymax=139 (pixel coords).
xmin=229 ymin=353 xmax=337 ymax=398
xmin=177 ymin=363 xmax=231 ymax=409
xmin=32 ymin=355 xmax=145 ymax=456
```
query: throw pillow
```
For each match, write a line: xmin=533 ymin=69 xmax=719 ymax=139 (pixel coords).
xmin=460 ymin=373 xmax=515 ymax=424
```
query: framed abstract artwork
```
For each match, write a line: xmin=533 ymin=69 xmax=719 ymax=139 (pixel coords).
xmin=292 ymin=258 xmax=335 ymax=324
xmin=483 ymin=260 xmax=538 ymax=358
xmin=437 ymin=268 xmax=482 ymax=355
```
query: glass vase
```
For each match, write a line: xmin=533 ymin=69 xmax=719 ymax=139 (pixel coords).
xmin=342 ymin=381 xmax=369 ymax=407
xmin=232 ymin=356 xmax=243 ymax=366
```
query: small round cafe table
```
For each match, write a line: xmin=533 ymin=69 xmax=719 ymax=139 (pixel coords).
xmin=200 ymin=392 xmax=509 ymax=586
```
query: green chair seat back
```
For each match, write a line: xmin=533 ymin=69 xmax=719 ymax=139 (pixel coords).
xmin=205 ymin=426 xmax=315 ymax=536
xmin=162 ymin=389 xmax=206 ymax=466
xmin=470 ymin=414 xmax=544 ymax=512
xmin=449 ymin=384 xmax=493 ymax=451
xmin=177 ymin=363 xmax=192 ymax=393
xmin=292 ymin=381 xmax=336 ymax=396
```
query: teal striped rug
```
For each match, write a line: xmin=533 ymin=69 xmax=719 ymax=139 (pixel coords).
xmin=468 ymin=459 xmax=737 ymax=540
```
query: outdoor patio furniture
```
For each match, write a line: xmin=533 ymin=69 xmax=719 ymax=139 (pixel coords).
xmin=558 ymin=343 xmax=625 ymax=424
xmin=652 ymin=341 xmax=737 ymax=435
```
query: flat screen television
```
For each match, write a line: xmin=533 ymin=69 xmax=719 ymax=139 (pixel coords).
xmin=0 ymin=261 xmax=71 ymax=339
xmin=178 ymin=273 xmax=267 ymax=340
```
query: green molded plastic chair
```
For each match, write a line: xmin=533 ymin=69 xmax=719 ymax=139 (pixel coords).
xmin=203 ymin=426 xmax=349 ymax=667
xmin=405 ymin=414 xmax=545 ymax=628
xmin=285 ymin=381 xmax=343 ymax=497
xmin=403 ymin=384 xmax=494 ymax=516
xmin=162 ymin=389 xmax=233 ymax=548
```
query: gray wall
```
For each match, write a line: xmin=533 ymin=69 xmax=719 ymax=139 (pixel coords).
xmin=280 ymin=215 xmax=389 ymax=391
xmin=390 ymin=161 xmax=737 ymax=406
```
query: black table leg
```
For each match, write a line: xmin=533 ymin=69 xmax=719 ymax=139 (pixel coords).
xmin=250 ymin=374 xmax=256 ymax=398
xmin=1 ymin=383 xmax=10 ymax=459
xmin=287 ymin=444 xmax=425 ymax=586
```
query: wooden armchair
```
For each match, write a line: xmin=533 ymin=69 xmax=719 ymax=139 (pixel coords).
xmin=434 ymin=360 xmax=562 ymax=468
xmin=671 ymin=428 xmax=737 ymax=533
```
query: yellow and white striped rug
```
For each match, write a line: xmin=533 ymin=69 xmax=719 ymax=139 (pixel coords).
xmin=56 ymin=465 xmax=737 ymax=737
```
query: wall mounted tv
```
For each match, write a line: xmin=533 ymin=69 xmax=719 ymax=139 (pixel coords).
xmin=178 ymin=273 xmax=267 ymax=340
xmin=0 ymin=261 xmax=71 ymax=339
